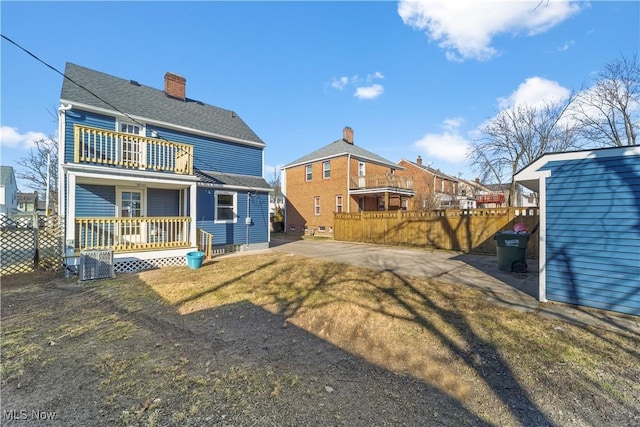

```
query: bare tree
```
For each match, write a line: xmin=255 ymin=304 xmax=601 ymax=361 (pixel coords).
xmin=570 ymin=53 xmax=639 ymax=147
xmin=468 ymin=100 xmax=577 ymax=206
xmin=15 ymin=137 xmax=58 ymax=213
xmin=267 ymin=167 xmax=284 ymax=224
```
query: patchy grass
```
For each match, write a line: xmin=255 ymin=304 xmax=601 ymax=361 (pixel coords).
xmin=1 ymin=252 xmax=639 ymax=426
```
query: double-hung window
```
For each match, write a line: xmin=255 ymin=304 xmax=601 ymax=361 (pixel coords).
xmin=314 ymin=196 xmax=320 ymax=216
xmin=335 ymin=195 xmax=343 ymax=213
xmin=215 ymin=191 xmax=237 ymax=223
xmin=117 ymin=121 xmax=144 ymax=167
xmin=305 ymin=165 xmax=312 ymax=181
xmin=323 ymin=161 xmax=331 ymax=179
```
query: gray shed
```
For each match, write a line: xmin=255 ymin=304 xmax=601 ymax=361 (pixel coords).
xmin=515 ymin=146 xmax=640 ymax=316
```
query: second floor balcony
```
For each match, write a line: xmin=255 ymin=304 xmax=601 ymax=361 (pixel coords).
xmin=350 ymin=174 xmax=413 ymax=192
xmin=74 ymin=125 xmax=193 ymax=175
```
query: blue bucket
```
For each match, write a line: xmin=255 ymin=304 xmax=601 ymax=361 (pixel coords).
xmin=186 ymin=251 xmax=205 ymax=269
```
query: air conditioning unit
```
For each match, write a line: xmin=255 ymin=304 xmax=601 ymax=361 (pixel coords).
xmin=79 ymin=249 xmax=115 ymax=281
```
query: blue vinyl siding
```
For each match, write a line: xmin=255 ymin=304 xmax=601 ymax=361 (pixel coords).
xmin=146 ymin=125 xmax=263 ymax=176
xmin=148 ymin=188 xmax=180 ymax=216
xmin=64 ymin=110 xmax=263 ymax=177
xmin=64 ymin=109 xmax=116 ymax=163
xmin=76 ymin=184 xmax=115 ymax=217
xmin=196 ymin=188 xmax=269 ymax=246
xmin=542 ymin=154 xmax=640 ymax=315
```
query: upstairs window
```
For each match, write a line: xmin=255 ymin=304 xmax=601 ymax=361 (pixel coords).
xmin=358 ymin=162 xmax=366 ymax=177
xmin=305 ymin=165 xmax=312 ymax=181
xmin=323 ymin=161 xmax=331 ymax=179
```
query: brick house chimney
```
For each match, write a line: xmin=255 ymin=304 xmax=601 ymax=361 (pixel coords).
xmin=164 ymin=72 xmax=186 ymax=100
xmin=417 ymin=156 xmax=423 ymax=165
xmin=343 ymin=127 xmax=354 ymax=144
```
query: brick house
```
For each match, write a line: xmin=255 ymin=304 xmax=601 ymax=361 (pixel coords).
xmin=281 ymin=127 xmax=414 ymax=236
xmin=395 ymin=156 xmax=460 ymax=209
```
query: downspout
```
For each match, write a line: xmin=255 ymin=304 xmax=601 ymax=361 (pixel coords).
xmin=246 ymin=192 xmax=250 ymax=248
xmin=347 ymin=154 xmax=351 ymax=212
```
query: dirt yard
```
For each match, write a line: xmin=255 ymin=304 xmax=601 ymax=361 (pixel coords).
xmin=1 ymin=252 xmax=639 ymax=426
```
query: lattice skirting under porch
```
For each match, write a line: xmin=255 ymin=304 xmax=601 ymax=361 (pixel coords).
xmin=114 ymin=256 xmax=187 ymax=273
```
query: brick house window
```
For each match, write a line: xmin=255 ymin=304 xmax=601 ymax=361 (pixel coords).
xmin=323 ymin=161 xmax=331 ymax=178
xmin=335 ymin=195 xmax=343 ymax=213
xmin=314 ymin=196 xmax=320 ymax=215
xmin=306 ymin=165 xmax=312 ymax=181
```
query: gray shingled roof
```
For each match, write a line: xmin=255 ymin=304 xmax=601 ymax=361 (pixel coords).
xmin=195 ymin=169 xmax=271 ymax=191
xmin=283 ymin=139 xmax=400 ymax=169
xmin=60 ymin=63 xmax=265 ymax=145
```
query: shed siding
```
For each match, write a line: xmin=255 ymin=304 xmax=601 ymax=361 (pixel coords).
xmin=542 ymin=155 xmax=640 ymax=315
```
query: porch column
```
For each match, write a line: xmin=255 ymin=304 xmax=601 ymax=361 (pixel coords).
xmin=190 ymin=183 xmax=197 ymax=247
xmin=385 ymin=192 xmax=390 ymax=211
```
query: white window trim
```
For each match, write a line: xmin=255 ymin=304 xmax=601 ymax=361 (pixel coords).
xmin=314 ymin=196 xmax=320 ymax=216
xmin=215 ymin=190 xmax=237 ymax=224
xmin=305 ymin=164 xmax=313 ymax=181
xmin=115 ymin=187 xmax=147 ymax=218
xmin=323 ymin=161 xmax=331 ymax=179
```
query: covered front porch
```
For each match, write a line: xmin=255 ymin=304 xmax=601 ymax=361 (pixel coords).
xmin=63 ymin=164 xmax=201 ymax=271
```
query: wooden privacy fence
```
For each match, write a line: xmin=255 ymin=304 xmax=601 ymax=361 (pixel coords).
xmin=334 ymin=208 xmax=539 ymax=257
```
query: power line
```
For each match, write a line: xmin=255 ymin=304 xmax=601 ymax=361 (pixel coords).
xmin=1 ymin=33 xmax=271 ymax=196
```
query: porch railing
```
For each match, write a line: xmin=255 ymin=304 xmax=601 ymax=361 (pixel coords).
xmin=196 ymin=229 xmax=214 ymax=259
xmin=350 ymin=174 xmax=413 ymax=191
xmin=74 ymin=125 xmax=193 ymax=175
xmin=75 ymin=217 xmax=191 ymax=252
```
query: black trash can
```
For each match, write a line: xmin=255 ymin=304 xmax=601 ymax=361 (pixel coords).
xmin=494 ymin=232 xmax=530 ymax=273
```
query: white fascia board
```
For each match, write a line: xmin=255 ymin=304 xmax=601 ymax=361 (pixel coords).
xmin=63 ymin=164 xmax=199 ymax=187
xmin=60 ymin=99 xmax=266 ymax=148
xmin=515 ymin=145 xmax=640 ymax=192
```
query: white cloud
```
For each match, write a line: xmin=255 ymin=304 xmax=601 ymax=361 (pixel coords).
xmin=497 ymin=76 xmax=571 ymax=109
xmin=398 ymin=0 xmax=581 ymax=61
xmin=557 ymin=40 xmax=574 ymax=52
xmin=354 ymin=84 xmax=384 ymax=100
xmin=412 ymin=118 xmax=470 ymax=163
xmin=0 ymin=126 xmax=47 ymax=150
xmin=331 ymin=76 xmax=350 ymax=90
xmin=366 ymin=71 xmax=385 ymax=81
xmin=330 ymin=72 xmax=385 ymax=99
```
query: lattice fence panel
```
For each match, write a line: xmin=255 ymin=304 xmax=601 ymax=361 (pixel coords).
xmin=1 ymin=215 xmax=64 ymax=276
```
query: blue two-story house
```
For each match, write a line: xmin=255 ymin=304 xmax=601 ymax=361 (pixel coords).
xmin=58 ymin=63 xmax=271 ymax=273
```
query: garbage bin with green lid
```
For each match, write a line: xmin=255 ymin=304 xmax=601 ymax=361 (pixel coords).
xmin=494 ymin=232 xmax=530 ymax=273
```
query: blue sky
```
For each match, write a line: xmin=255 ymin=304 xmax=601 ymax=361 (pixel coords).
xmin=1 ymin=1 xmax=638 ymax=189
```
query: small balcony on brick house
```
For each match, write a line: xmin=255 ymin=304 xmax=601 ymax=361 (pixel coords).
xmin=349 ymin=173 xmax=413 ymax=191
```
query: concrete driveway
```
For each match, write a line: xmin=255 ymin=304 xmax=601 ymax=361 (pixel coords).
xmin=266 ymin=237 xmax=639 ymax=333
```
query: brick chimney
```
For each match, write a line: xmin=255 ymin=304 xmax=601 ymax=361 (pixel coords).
xmin=164 ymin=72 xmax=186 ymax=100
xmin=343 ymin=126 xmax=354 ymax=144
xmin=417 ymin=156 xmax=423 ymax=165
